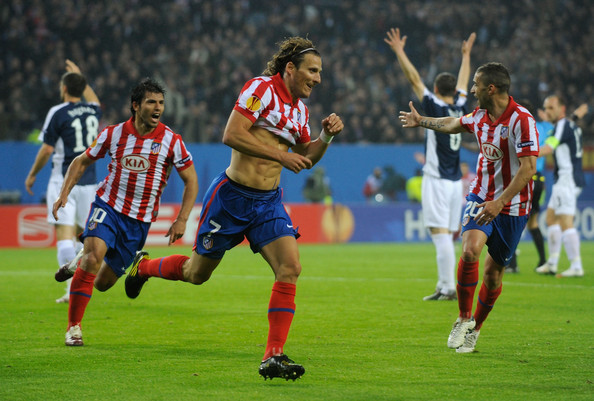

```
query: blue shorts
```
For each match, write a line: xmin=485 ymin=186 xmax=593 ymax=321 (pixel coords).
xmin=461 ymin=194 xmax=528 ymax=266
xmin=194 ymin=172 xmax=299 ymax=259
xmin=81 ymin=197 xmax=151 ymax=277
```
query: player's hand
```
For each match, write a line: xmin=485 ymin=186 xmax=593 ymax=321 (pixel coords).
xmin=25 ymin=175 xmax=36 ymax=195
xmin=399 ymin=101 xmax=422 ymax=128
xmin=461 ymin=32 xmax=476 ymax=55
xmin=321 ymin=113 xmax=343 ymax=138
xmin=65 ymin=59 xmax=81 ymax=74
xmin=52 ymin=196 xmax=68 ymax=221
xmin=384 ymin=28 xmax=406 ymax=53
xmin=279 ymin=152 xmax=313 ymax=174
xmin=573 ymin=103 xmax=589 ymax=120
xmin=166 ymin=218 xmax=187 ymax=246
xmin=474 ymin=199 xmax=504 ymax=226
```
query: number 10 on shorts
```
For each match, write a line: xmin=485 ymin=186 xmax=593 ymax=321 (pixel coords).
xmin=88 ymin=207 xmax=107 ymax=230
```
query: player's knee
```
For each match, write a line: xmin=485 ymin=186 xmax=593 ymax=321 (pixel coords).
xmin=461 ymin=248 xmax=481 ymax=262
xmin=83 ymin=252 xmax=103 ymax=270
xmin=275 ymin=262 xmax=301 ymax=282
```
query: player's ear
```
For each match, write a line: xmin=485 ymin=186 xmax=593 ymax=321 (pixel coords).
xmin=285 ymin=61 xmax=296 ymax=74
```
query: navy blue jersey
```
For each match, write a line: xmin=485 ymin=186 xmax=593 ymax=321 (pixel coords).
xmin=421 ymin=88 xmax=470 ymax=181
xmin=40 ymin=101 xmax=102 ymax=185
xmin=549 ymin=118 xmax=584 ymax=187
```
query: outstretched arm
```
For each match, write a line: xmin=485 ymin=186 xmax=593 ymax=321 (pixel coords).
xmin=399 ymin=101 xmax=463 ymax=133
xmin=456 ymin=32 xmax=476 ymax=92
xmin=384 ymin=28 xmax=426 ymax=101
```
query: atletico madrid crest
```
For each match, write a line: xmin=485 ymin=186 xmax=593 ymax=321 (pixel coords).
xmin=203 ymin=236 xmax=213 ymax=250
xmin=462 ymin=216 xmax=470 ymax=227
xmin=151 ymin=142 xmax=161 ymax=154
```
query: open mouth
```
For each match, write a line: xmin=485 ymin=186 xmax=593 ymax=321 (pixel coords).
xmin=151 ymin=113 xmax=160 ymax=123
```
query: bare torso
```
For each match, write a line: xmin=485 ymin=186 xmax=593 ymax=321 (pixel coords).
xmin=225 ymin=126 xmax=291 ymax=190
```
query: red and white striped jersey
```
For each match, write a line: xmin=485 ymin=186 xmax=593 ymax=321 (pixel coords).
xmin=460 ymin=97 xmax=539 ymax=216
xmin=233 ymin=73 xmax=311 ymax=145
xmin=86 ymin=118 xmax=193 ymax=222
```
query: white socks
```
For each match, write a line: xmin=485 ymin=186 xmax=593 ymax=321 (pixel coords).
xmin=431 ymin=232 xmax=456 ymax=293
xmin=57 ymin=239 xmax=76 ymax=296
xmin=562 ymin=228 xmax=582 ymax=271
xmin=57 ymin=239 xmax=76 ymax=266
xmin=546 ymin=224 xmax=562 ymax=266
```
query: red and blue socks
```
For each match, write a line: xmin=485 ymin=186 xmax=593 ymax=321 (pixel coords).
xmin=67 ymin=268 xmax=95 ymax=329
xmin=263 ymin=281 xmax=296 ymax=360
xmin=456 ymin=259 xmax=479 ymax=319
xmin=473 ymin=283 xmax=502 ymax=330
xmin=138 ymin=255 xmax=188 ymax=281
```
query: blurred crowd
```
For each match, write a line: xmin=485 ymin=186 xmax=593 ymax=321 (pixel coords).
xmin=1 ymin=0 xmax=592 ymax=143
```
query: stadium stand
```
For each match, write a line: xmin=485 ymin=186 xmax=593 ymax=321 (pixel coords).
xmin=1 ymin=0 xmax=592 ymax=143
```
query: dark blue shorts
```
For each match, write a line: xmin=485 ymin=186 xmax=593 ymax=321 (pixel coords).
xmin=194 ymin=172 xmax=299 ymax=259
xmin=81 ymin=197 xmax=151 ymax=277
xmin=461 ymin=193 xmax=528 ymax=266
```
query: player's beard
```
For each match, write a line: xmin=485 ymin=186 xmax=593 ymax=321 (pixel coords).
xmin=477 ymin=96 xmax=491 ymax=110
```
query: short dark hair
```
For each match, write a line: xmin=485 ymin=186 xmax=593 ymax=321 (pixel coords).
xmin=547 ymin=94 xmax=566 ymax=107
xmin=434 ymin=72 xmax=457 ymax=97
xmin=61 ymin=72 xmax=87 ymax=98
xmin=130 ymin=78 xmax=166 ymax=116
xmin=262 ymin=36 xmax=320 ymax=76
xmin=476 ymin=62 xmax=511 ymax=93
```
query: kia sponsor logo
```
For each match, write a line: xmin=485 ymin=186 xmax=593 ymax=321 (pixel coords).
xmin=481 ymin=143 xmax=503 ymax=161
xmin=121 ymin=155 xmax=150 ymax=172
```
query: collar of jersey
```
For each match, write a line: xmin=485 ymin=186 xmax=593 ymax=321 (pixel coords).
xmin=271 ymin=73 xmax=297 ymax=106
xmin=125 ymin=117 xmax=165 ymax=139
xmin=487 ymin=95 xmax=517 ymax=127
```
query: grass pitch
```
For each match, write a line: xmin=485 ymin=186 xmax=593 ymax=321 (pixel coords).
xmin=1 ymin=241 xmax=592 ymax=400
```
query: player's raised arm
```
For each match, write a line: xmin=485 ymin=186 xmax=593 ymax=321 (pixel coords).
xmin=65 ymin=59 xmax=100 ymax=104
xmin=385 ymin=28 xmax=426 ymax=101
xmin=456 ymin=32 xmax=476 ymax=92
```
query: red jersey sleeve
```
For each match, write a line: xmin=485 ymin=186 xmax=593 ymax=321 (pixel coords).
xmin=86 ymin=126 xmax=111 ymax=160
xmin=513 ymin=113 xmax=540 ymax=157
